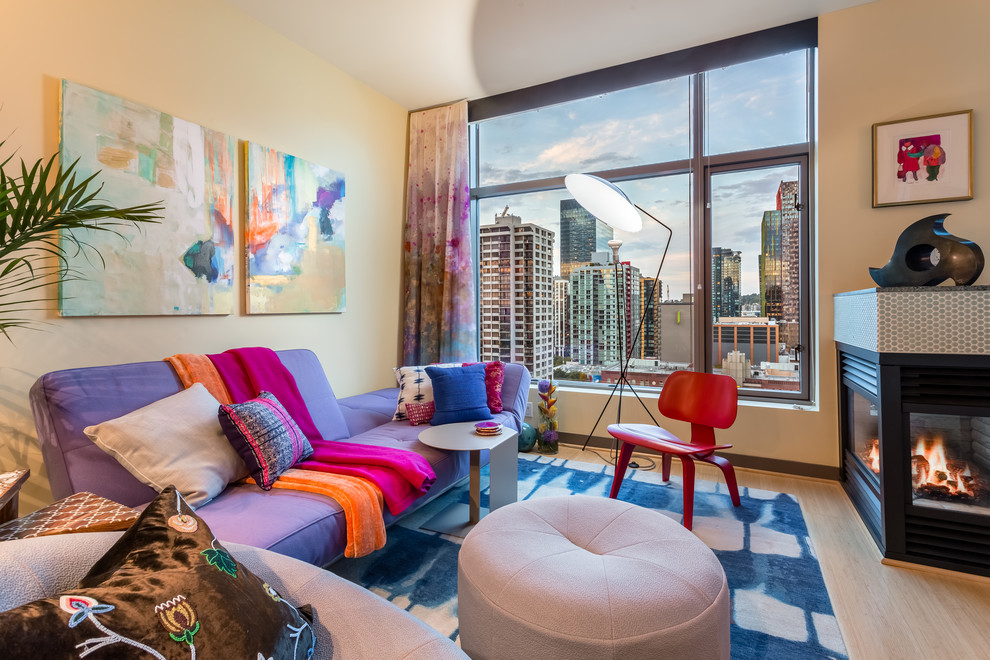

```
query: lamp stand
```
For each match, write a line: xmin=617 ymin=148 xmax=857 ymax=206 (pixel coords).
xmin=582 ymin=206 xmax=672 ymax=452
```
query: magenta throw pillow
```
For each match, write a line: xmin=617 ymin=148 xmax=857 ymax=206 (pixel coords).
xmin=463 ymin=361 xmax=505 ymax=413
xmin=217 ymin=391 xmax=313 ymax=490
xmin=405 ymin=401 xmax=436 ymax=426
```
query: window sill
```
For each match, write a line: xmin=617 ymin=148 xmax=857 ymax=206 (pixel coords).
xmin=528 ymin=381 xmax=818 ymax=412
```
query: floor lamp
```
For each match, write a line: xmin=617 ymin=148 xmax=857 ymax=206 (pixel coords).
xmin=563 ymin=174 xmax=673 ymax=452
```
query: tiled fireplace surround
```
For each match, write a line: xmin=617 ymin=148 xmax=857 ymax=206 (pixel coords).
xmin=834 ymin=286 xmax=990 ymax=577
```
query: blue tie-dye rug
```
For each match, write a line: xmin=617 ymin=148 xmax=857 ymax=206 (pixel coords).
xmin=328 ymin=454 xmax=848 ymax=659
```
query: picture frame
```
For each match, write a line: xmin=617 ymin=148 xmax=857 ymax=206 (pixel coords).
xmin=873 ymin=109 xmax=973 ymax=208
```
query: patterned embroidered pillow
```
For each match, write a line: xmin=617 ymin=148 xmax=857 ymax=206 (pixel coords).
xmin=392 ymin=363 xmax=460 ymax=421
xmin=218 ymin=391 xmax=314 ymax=490
xmin=0 ymin=485 xmax=315 ymax=659
xmin=405 ymin=400 xmax=436 ymax=426
xmin=463 ymin=361 xmax=505 ymax=413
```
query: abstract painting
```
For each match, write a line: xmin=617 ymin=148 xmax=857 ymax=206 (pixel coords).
xmin=58 ymin=80 xmax=235 ymax=315
xmin=245 ymin=142 xmax=346 ymax=314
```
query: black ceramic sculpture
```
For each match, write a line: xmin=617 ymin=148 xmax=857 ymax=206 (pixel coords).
xmin=869 ymin=213 xmax=984 ymax=287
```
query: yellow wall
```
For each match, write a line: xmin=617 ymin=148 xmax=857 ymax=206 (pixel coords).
xmin=0 ymin=0 xmax=409 ymax=513
xmin=541 ymin=0 xmax=990 ymax=469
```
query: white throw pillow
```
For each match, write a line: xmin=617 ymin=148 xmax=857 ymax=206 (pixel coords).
xmin=84 ymin=383 xmax=249 ymax=508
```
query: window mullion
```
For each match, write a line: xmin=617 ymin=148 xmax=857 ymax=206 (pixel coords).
xmin=691 ymin=71 xmax=709 ymax=373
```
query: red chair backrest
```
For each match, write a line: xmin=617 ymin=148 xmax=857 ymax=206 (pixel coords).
xmin=658 ymin=370 xmax=738 ymax=430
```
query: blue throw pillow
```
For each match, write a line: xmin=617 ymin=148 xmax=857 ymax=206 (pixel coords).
xmin=426 ymin=363 xmax=493 ymax=425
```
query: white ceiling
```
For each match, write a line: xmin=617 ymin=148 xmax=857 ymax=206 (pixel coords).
xmin=226 ymin=0 xmax=873 ymax=111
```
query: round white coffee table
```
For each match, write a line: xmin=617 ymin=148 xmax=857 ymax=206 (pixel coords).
xmin=418 ymin=421 xmax=518 ymax=537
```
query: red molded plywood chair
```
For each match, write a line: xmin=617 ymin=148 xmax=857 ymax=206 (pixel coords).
xmin=607 ymin=370 xmax=741 ymax=530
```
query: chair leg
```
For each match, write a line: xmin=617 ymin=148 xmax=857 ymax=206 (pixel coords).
xmin=661 ymin=453 xmax=672 ymax=482
xmin=704 ymin=454 xmax=741 ymax=507
xmin=610 ymin=443 xmax=635 ymax=499
xmin=680 ymin=457 xmax=696 ymax=531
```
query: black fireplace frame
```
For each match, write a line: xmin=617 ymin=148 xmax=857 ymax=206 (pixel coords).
xmin=837 ymin=342 xmax=990 ymax=577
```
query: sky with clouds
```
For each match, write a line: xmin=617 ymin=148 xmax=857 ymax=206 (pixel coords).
xmin=475 ymin=50 xmax=808 ymax=300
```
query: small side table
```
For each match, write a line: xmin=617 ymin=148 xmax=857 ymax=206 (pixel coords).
xmin=0 ymin=468 xmax=30 ymax=525
xmin=418 ymin=421 xmax=518 ymax=537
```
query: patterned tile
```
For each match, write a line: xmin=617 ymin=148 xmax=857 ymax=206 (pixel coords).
xmin=834 ymin=286 xmax=990 ymax=354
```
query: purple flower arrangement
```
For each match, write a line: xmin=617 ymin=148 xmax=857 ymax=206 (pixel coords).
xmin=537 ymin=379 xmax=558 ymax=454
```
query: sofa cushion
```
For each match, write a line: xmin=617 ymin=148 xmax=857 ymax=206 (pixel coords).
xmin=0 ymin=485 xmax=315 ymax=659
xmin=83 ymin=383 xmax=248 ymax=508
xmin=427 ymin=364 xmax=493 ymax=425
xmin=218 ymin=391 xmax=314 ymax=490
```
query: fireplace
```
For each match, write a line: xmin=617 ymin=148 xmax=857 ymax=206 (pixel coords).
xmin=835 ymin=286 xmax=990 ymax=577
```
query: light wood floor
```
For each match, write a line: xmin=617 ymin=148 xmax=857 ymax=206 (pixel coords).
xmin=554 ymin=444 xmax=990 ymax=660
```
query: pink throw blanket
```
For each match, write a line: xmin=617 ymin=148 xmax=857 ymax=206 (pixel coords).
xmin=297 ymin=440 xmax=436 ymax=515
xmin=210 ymin=347 xmax=435 ymax=515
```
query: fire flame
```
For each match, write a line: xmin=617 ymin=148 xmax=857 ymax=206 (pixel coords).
xmin=912 ymin=436 xmax=973 ymax=496
xmin=867 ymin=439 xmax=880 ymax=473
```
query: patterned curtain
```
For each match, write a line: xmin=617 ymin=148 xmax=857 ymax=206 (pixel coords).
xmin=402 ymin=101 xmax=477 ymax=365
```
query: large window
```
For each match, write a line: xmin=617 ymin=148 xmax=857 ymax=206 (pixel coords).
xmin=469 ymin=21 xmax=816 ymax=402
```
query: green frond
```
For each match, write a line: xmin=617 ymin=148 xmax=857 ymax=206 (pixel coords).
xmin=0 ymin=137 xmax=164 ymax=341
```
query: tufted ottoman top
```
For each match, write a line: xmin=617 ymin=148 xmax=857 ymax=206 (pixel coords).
xmin=457 ymin=494 xmax=730 ymax=659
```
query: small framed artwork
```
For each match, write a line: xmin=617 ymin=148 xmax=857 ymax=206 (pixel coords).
xmin=873 ymin=109 xmax=973 ymax=208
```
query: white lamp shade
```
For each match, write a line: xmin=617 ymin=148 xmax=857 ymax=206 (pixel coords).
xmin=564 ymin=173 xmax=643 ymax=232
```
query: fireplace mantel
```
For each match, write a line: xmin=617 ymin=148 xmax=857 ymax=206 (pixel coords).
xmin=834 ymin=286 xmax=990 ymax=355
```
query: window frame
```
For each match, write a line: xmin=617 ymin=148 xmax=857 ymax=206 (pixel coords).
xmin=468 ymin=20 xmax=817 ymax=404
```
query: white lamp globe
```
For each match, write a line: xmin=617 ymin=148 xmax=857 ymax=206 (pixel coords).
xmin=563 ymin=173 xmax=643 ymax=233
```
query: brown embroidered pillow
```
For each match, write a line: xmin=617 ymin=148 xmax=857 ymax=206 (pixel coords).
xmin=0 ymin=485 xmax=315 ymax=659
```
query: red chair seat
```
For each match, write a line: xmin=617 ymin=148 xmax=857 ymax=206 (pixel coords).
xmin=608 ymin=423 xmax=733 ymax=457
xmin=606 ymin=371 xmax=741 ymax=531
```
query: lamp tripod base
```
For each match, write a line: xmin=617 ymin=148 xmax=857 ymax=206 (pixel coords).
xmin=581 ymin=374 xmax=660 ymax=466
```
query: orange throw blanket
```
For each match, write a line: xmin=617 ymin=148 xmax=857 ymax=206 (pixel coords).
xmin=258 ymin=469 xmax=386 ymax=558
xmin=165 ymin=354 xmax=233 ymax=404
xmin=166 ymin=353 xmax=387 ymax=557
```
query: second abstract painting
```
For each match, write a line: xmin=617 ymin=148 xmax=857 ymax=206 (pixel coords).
xmin=245 ymin=142 xmax=346 ymax=314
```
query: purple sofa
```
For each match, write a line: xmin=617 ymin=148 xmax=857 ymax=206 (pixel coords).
xmin=29 ymin=349 xmax=531 ymax=567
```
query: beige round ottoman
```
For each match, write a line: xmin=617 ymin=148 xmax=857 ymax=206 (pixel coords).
xmin=457 ymin=495 xmax=729 ymax=660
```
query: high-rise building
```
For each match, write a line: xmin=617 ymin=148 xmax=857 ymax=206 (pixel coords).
xmin=553 ymin=277 xmax=571 ymax=358
xmin=479 ymin=213 xmax=555 ymax=378
xmin=559 ymin=199 xmax=613 ymax=278
xmin=759 ymin=209 xmax=783 ymax=320
xmin=638 ymin=277 xmax=662 ymax=359
xmin=776 ymin=180 xmax=801 ymax=347
xmin=570 ymin=252 xmax=640 ymax=366
xmin=711 ymin=247 xmax=741 ymax=320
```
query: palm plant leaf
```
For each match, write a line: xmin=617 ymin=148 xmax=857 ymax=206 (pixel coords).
xmin=0 ymin=138 xmax=163 ymax=340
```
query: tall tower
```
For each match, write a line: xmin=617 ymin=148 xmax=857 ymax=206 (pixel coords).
xmin=760 ymin=209 xmax=783 ymax=320
xmin=479 ymin=213 xmax=555 ymax=378
xmin=638 ymin=276 xmax=662 ymax=359
xmin=711 ymin=247 xmax=741 ymax=320
xmin=777 ymin=180 xmax=801 ymax=346
xmin=559 ymin=199 xmax=613 ymax=278
xmin=553 ymin=278 xmax=571 ymax=358
xmin=570 ymin=252 xmax=640 ymax=366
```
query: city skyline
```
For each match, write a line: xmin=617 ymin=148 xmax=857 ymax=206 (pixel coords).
xmin=478 ymin=166 xmax=799 ymax=304
xmin=475 ymin=50 xmax=809 ymax=302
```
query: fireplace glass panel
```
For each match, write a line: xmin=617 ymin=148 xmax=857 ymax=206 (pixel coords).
xmin=850 ymin=389 xmax=880 ymax=480
xmin=909 ymin=413 xmax=990 ymax=516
